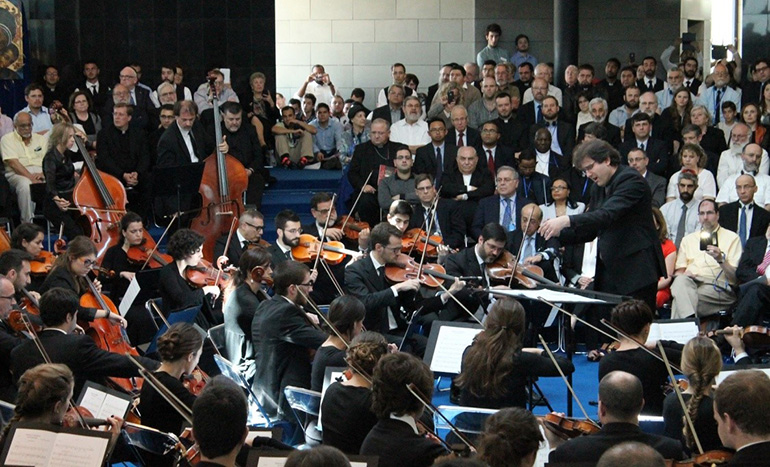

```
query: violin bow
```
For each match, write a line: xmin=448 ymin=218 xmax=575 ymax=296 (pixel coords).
xmin=150 ymin=300 xmax=172 ymax=329
xmin=508 ymin=204 xmax=536 ymax=289
xmin=341 ymin=172 xmax=373 ymax=235
xmin=657 ymin=340 xmax=704 ymax=455
xmin=531 ymin=296 xmax=619 ymax=343
xmin=142 ymin=214 xmax=177 ymax=270
xmin=414 ymin=187 xmax=443 ymax=281
xmin=405 ymin=382 xmax=477 ymax=453
xmin=314 ymin=193 xmax=345 ymax=297
xmin=600 ymin=318 xmax=683 ymax=373
xmin=537 ymin=334 xmax=600 ymax=428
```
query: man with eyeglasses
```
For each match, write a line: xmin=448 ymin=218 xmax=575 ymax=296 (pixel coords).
xmin=409 ymin=174 xmax=465 ymax=250
xmin=0 ymin=275 xmax=22 ymax=402
xmin=251 ymin=260 xmax=327 ymax=423
xmin=477 ymin=120 xmax=515 ymax=176
xmin=105 ymin=66 xmax=155 ymax=131
xmin=41 ymin=65 xmax=68 ymax=108
xmin=389 ymin=96 xmax=429 ymax=155
xmin=1 ymin=112 xmax=49 ymax=223
xmin=214 ymin=210 xmax=266 ymax=268
xmin=670 ymin=199 xmax=741 ymax=321
xmin=741 ymin=58 xmax=770 ymax=107
xmin=628 ymin=148 xmax=667 ymax=208
xmin=540 ymin=139 xmax=665 ymax=311
xmin=473 ymin=165 xmax=522 ymax=237
xmin=267 ymin=210 xmax=307 ymax=271
xmin=695 ymin=61 xmax=742 ymax=126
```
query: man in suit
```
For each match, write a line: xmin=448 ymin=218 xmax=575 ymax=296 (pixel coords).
xmin=517 ymin=77 xmax=549 ymax=127
xmin=472 ymin=165 xmax=523 ymax=237
xmin=371 ymin=85 xmax=405 ymax=125
xmin=96 ymin=103 xmax=152 ymax=219
xmin=742 ymin=58 xmax=770 ymax=106
xmin=713 ymin=370 xmax=770 ymax=463
xmin=719 ymin=174 xmax=770 ymax=246
xmin=528 ymin=96 xmax=576 ymax=162
xmin=494 ymin=92 xmax=528 ymax=152
xmin=266 ymin=209 xmax=306 ymax=270
xmin=251 ymin=261 xmax=326 ymax=420
xmin=627 ymin=148 xmax=666 ymax=208
xmin=508 ymin=203 xmax=560 ymax=282
xmin=549 ymin=371 xmax=685 ymax=464
xmin=682 ymin=56 xmax=703 ymax=97
xmin=636 ymin=56 xmax=664 ymax=93
xmin=619 ymin=113 xmax=669 ymax=177
xmin=517 ymin=151 xmax=552 ymax=206
xmin=441 ymin=146 xmax=495 ymax=237
xmin=525 ymin=127 xmax=569 ymax=181
xmin=104 ymin=66 xmax=157 ymax=131
xmin=476 ymin=120 xmax=515 ymax=175
xmin=0 ymin=276 xmax=24 ymax=402
xmin=214 ymin=209 xmax=265 ymax=268
xmin=446 ymin=106 xmax=480 ymax=148
xmin=414 ymin=118 xmax=458 ymax=188
xmin=11 ymin=287 xmax=160 ymax=398
xmin=408 ymin=174 xmax=465 ymax=250
xmin=731 ymin=224 xmax=770 ymax=327
xmin=75 ymin=60 xmax=111 ymax=114
xmin=540 ymin=139 xmax=666 ymax=311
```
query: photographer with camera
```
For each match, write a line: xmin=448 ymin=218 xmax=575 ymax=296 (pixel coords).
xmin=426 ymin=82 xmax=464 ymax=129
xmin=670 ymin=198 xmax=742 ymax=321
xmin=297 ymin=64 xmax=336 ymax=106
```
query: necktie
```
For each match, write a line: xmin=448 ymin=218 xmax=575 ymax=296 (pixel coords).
xmin=685 ymin=80 xmax=691 ymax=88
xmin=487 ymin=149 xmax=495 ymax=174
xmin=130 ymin=91 xmax=136 ymax=105
xmin=647 ymin=80 xmax=653 ymax=89
xmin=522 ymin=237 xmax=535 ymax=261
xmin=458 ymin=131 xmax=465 ymax=147
xmin=435 ymin=146 xmax=443 ymax=186
xmin=286 ymin=249 xmax=292 ymax=261
xmin=757 ymin=249 xmax=770 ymax=275
xmin=242 ymin=240 xmax=250 ymax=249
xmin=739 ymin=206 xmax=747 ymax=246
xmin=675 ymin=204 xmax=688 ymax=248
xmin=502 ymin=198 xmax=513 ymax=231
xmin=715 ymin=89 xmax=723 ymax=123
xmin=639 ymin=142 xmax=645 ymax=151
xmin=89 ymin=84 xmax=97 ymax=95
xmin=536 ymin=104 xmax=543 ymax=124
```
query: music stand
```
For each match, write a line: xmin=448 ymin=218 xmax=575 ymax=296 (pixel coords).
xmin=144 ymin=306 xmax=200 ymax=355
xmin=151 ymin=163 xmax=205 ymax=230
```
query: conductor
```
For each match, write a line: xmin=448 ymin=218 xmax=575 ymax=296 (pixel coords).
xmin=539 ymin=139 xmax=665 ymax=310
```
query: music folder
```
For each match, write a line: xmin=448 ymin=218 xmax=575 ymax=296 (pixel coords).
xmin=423 ymin=321 xmax=483 ymax=375
xmin=0 ymin=421 xmax=112 ymax=467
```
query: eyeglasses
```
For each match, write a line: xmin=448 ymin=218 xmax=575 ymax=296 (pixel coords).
xmin=0 ymin=294 xmax=15 ymax=301
xmin=580 ymin=161 xmax=596 ymax=176
xmin=284 ymin=228 xmax=302 ymax=234
xmin=244 ymin=221 xmax=264 ymax=231
xmin=81 ymin=258 xmax=97 ymax=268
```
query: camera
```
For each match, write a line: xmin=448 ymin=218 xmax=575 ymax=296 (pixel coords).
xmin=699 ymin=231 xmax=717 ymax=251
xmin=447 ymin=90 xmax=455 ymax=104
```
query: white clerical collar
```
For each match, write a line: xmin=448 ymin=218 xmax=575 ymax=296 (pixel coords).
xmin=389 ymin=413 xmax=419 ymax=434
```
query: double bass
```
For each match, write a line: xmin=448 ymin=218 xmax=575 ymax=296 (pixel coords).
xmin=189 ymin=74 xmax=248 ymax=261
xmin=72 ymin=136 xmax=127 ymax=263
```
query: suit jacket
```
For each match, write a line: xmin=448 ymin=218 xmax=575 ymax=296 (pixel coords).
xmin=347 ymin=140 xmax=405 ymax=191
xmin=529 ymin=120 xmax=577 ymax=161
xmin=413 ymin=143 xmax=458 ymax=183
xmin=344 ymin=255 xmax=406 ymax=334
xmin=578 ymin=120 xmax=622 ymax=148
xmin=440 ymin=166 xmax=495 ymax=202
xmin=102 ymin=86 xmax=157 ymax=131
xmin=619 ymin=137 xmax=669 ymax=177
xmin=76 ymin=79 xmax=112 ymax=112
xmin=472 ymin=194 xmax=527 ymax=238
xmin=475 ymin=144 xmax=516 ymax=174
xmin=519 ymin=148 xmax=569 ymax=180
xmin=302 ymin=222 xmax=347 ymax=305
xmin=10 ymin=329 xmax=159 ymax=397
xmin=444 ymin=246 xmax=492 ymax=315
xmin=645 ymin=171 xmax=667 ymax=208
xmin=637 ymin=78 xmax=665 ymax=93
xmin=495 ymin=116 xmax=529 ymax=152
xmin=360 ymin=418 xmax=447 ymax=467
xmin=518 ymin=101 xmax=537 ymax=127
xmin=728 ymin=440 xmax=770 ymax=466
xmin=267 ymin=243 xmax=291 ymax=269
xmin=561 ymin=241 xmax=591 ymax=285
xmin=506 ymin=230 xmax=560 ymax=281
xmin=684 ymin=78 xmax=702 ymax=97
xmin=95 ymin=124 xmax=151 ymax=181
xmin=213 ymin=233 xmax=246 ymax=267
xmin=251 ymin=295 xmax=326 ymax=418
xmin=0 ymin=322 xmax=24 ymax=402
xmin=719 ymin=202 xmax=770 ymax=241
xmin=408 ymin=199 xmax=465 ymax=250
xmin=371 ymin=105 xmax=404 ymax=125
xmin=156 ymin=121 xmax=212 ymax=167
xmin=623 ymin=113 xmax=669 ymax=145
xmin=735 ymin=235 xmax=768 ymax=284
xmin=549 ymin=422 xmax=685 ymax=464
xmin=446 ymin=127 xmax=481 ymax=148
xmin=518 ymin=172 xmax=552 ymax=206
xmin=559 ymin=165 xmax=666 ymax=295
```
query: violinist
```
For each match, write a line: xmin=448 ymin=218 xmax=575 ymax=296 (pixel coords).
xmin=386 ymin=199 xmax=413 ymax=235
xmin=310 ymin=295 xmax=366 ymax=391
xmin=713 ymin=370 xmax=770 ymax=465
xmin=222 ymin=246 xmax=272 ymax=384
xmin=9 ymin=222 xmax=47 ymax=291
xmin=476 ymin=407 xmax=544 ymax=467
xmin=191 ymin=376 xmax=250 ymax=467
xmin=159 ymin=229 xmax=221 ymax=328
xmin=0 ymin=249 xmax=37 ymax=304
xmin=0 ymin=364 xmax=122 ymax=454
xmin=456 ymin=297 xmax=574 ymax=410
xmin=321 ymin=331 xmax=389 ymax=454
xmin=10 ymin=288 xmax=159 ymax=397
xmin=0 ymin=276 xmax=23 ymax=402
xmin=138 ymin=323 xmax=202 ymax=455
xmin=360 ymin=352 xmax=448 ymax=467
xmin=250 ymin=261 xmax=326 ymax=422
xmin=407 ymin=174 xmax=465 ymax=251
xmin=100 ymin=212 xmax=144 ymax=299
xmin=548 ymin=371 xmax=686 ymax=464
xmin=213 ymin=209 xmax=266 ymax=268
xmin=41 ymin=122 xmax=84 ymax=240
xmin=40 ymin=236 xmax=127 ymax=327
xmin=266 ymin=209 xmax=303 ymax=268
xmin=662 ymin=336 xmax=724 ymax=455
xmin=598 ymin=300 xmax=683 ymax=416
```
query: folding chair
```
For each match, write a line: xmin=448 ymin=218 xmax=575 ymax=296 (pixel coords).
xmin=283 ymin=385 xmax=322 ymax=449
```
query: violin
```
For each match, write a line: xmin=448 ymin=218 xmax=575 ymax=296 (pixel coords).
xmin=291 ymin=234 xmax=362 ymax=265
xmin=384 ymin=253 xmax=459 ymax=288
xmin=79 ymin=276 xmax=143 ymax=395
xmin=667 ymin=450 xmax=734 ymax=466
xmin=543 ymin=413 xmax=600 ymax=439
xmin=401 ymin=228 xmax=443 ymax=257
xmin=30 ymin=250 xmax=56 ymax=276
xmin=7 ymin=288 xmax=43 ymax=335
xmin=126 ymin=237 xmax=173 ymax=269
xmin=486 ymin=250 xmax=546 ymax=289
xmin=0 ymin=226 xmax=10 ymax=253
xmin=715 ymin=325 xmax=770 ymax=349
xmin=182 ymin=367 xmax=209 ymax=396
xmin=185 ymin=259 xmax=232 ymax=289
xmin=335 ymin=215 xmax=369 ymax=241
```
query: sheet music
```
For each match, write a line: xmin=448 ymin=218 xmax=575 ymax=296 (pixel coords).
xmin=3 ymin=428 xmax=55 ymax=466
xmin=716 ymin=367 xmax=770 ymax=385
xmin=644 ymin=321 xmax=698 ymax=346
xmin=491 ymin=288 xmax=607 ymax=304
xmin=119 ymin=277 xmax=141 ymax=317
xmin=430 ymin=326 xmax=482 ymax=374
xmin=4 ymin=429 xmax=109 ymax=467
xmin=78 ymin=386 xmax=130 ymax=419
xmin=257 ymin=457 xmax=288 ymax=467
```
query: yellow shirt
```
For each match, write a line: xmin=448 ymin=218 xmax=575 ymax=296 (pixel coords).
xmin=675 ymin=226 xmax=742 ymax=284
xmin=0 ymin=130 xmax=48 ymax=170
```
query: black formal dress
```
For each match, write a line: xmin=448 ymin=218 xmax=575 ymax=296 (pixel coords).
xmin=41 ymin=148 xmax=83 ymax=240
xmin=11 ymin=329 xmax=159 ymax=397
xmin=223 ymin=282 xmax=267 ymax=384
xmin=662 ymin=393 xmax=722 ymax=455
xmin=321 ymin=383 xmax=377 ymax=455
xmin=250 ymin=295 xmax=326 ymax=419
xmin=266 ymin=243 xmax=292 ymax=269
xmin=310 ymin=345 xmax=346 ymax=391
xmin=598 ymin=341 xmax=683 ymax=415
xmin=360 ymin=418 xmax=448 ymax=467
xmin=549 ymin=422 xmax=685 ymax=464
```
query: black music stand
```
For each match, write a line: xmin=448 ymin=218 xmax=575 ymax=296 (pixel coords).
xmin=151 ymin=163 xmax=205 ymax=231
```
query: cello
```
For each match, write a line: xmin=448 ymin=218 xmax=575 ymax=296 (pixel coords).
xmin=72 ymin=135 xmax=127 ymax=263
xmin=189 ymin=73 xmax=248 ymax=261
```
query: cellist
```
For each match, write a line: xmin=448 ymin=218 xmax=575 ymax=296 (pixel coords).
xmin=41 ymin=123 xmax=83 ymax=239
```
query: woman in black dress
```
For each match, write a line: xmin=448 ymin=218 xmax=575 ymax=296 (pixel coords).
xmin=10 ymin=222 xmax=47 ymax=291
xmin=41 ymin=123 xmax=83 ymax=240
xmin=321 ymin=331 xmax=389 ymax=455
xmin=310 ymin=295 xmax=366 ymax=391
xmin=456 ymin=297 xmax=574 ymax=410
xmin=223 ymin=246 xmax=272 ymax=384
xmin=663 ymin=336 xmax=723 ymax=455
xmin=158 ymin=229 xmax=220 ymax=328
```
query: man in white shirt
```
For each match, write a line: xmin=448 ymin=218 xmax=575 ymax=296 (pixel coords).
xmin=522 ymin=63 xmax=563 ymax=106
xmin=717 ymin=123 xmax=769 ymax=188
xmin=717 ymin=143 xmax=770 ymax=208
xmin=296 ymin=64 xmax=336 ymax=106
xmin=660 ymin=171 xmax=700 ymax=248
xmin=389 ymin=97 xmax=429 ymax=154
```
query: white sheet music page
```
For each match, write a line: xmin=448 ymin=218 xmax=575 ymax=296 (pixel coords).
xmin=430 ymin=326 xmax=482 ymax=374
xmin=257 ymin=457 xmax=288 ymax=467
xmin=644 ymin=321 xmax=698 ymax=346
xmin=4 ymin=429 xmax=108 ymax=467
xmin=3 ymin=428 xmax=56 ymax=466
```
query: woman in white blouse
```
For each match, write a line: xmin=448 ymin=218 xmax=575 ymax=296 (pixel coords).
xmin=665 ymin=143 xmax=716 ymax=203
xmin=540 ymin=177 xmax=586 ymax=221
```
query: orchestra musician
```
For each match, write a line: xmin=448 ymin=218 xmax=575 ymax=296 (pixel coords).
xmin=713 ymin=370 xmax=770 ymax=464
xmin=266 ymin=209 xmax=303 ymax=268
xmin=191 ymin=376 xmax=250 ymax=467
xmin=0 ymin=249 xmax=37 ymax=304
xmin=41 ymin=122 xmax=84 ymax=240
xmin=407 ymin=174 xmax=465 ymax=251
xmin=310 ymin=295 xmax=366 ymax=391
xmin=476 ymin=407 xmax=544 ymax=467
xmin=0 ymin=276 xmax=23 ymax=402
xmin=213 ymin=209 xmax=266 ymax=268
xmin=9 ymin=222 xmax=47 ymax=291
xmin=10 ymin=288 xmax=159 ymax=397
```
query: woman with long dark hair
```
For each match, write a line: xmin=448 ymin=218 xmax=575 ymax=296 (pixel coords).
xmin=310 ymin=295 xmax=366 ymax=391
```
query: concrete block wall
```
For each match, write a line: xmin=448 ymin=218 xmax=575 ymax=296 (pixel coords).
xmin=275 ymin=0 xmax=477 ymax=110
